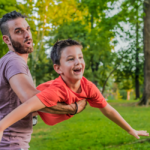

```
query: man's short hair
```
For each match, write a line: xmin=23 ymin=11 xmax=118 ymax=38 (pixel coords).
xmin=0 ymin=11 xmax=27 ymax=35
xmin=51 ymin=39 xmax=82 ymax=65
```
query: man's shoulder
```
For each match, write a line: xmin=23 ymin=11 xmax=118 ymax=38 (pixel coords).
xmin=0 ymin=51 xmax=30 ymax=82
xmin=0 ymin=51 xmax=25 ymax=65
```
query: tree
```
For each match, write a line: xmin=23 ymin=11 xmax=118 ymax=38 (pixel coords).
xmin=47 ymin=0 xmax=119 ymax=92
xmin=139 ymin=0 xmax=150 ymax=105
xmin=111 ymin=0 xmax=144 ymax=99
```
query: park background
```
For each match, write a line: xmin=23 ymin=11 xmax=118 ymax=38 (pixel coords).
xmin=0 ymin=0 xmax=150 ymax=149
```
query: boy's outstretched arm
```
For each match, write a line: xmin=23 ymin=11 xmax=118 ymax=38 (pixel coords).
xmin=0 ymin=96 xmax=45 ymax=141
xmin=0 ymin=96 xmax=87 ymax=141
xmin=99 ymin=104 xmax=149 ymax=139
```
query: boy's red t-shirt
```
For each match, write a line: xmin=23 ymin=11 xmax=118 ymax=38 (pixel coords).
xmin=36 ymin=76 xmax=107 ymax=126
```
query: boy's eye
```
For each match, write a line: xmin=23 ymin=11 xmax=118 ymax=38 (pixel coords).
xmin=68 ymin=58 xmax=74 ymax=61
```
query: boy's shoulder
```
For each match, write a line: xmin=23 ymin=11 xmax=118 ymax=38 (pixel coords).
xmin=36 ymin=80 xmax=54 ymax=91
xmin=81 ymin=76 xmax=97 ymax=93
xmin=81 ymin=76 xmax=94 ymax=86
xmin=36 ymin=76 xmax=65 ymax=91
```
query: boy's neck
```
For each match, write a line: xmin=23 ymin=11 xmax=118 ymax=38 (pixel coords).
xmin=61 ymin=76 xmax=81 ymax=93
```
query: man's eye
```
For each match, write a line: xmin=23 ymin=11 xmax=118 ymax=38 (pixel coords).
xmin=16 ymin=30 xmax=22 ymax=33
xmin=79 ymin=56 xmax=83 ymax=59
xmin=27 ymin=28 xmax=30 ymax=31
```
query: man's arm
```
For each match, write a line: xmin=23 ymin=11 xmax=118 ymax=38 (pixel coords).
xmin=9 ymin=74 xmax=86 ymax=114
xmin=40 ymin=100 xmax=87 ymax=114
xmin=99 ymin=104 xmax=149 ymax=139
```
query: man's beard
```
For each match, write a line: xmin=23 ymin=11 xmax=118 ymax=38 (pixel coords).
xmin=9 ymin=35 xmax=33 ymax=54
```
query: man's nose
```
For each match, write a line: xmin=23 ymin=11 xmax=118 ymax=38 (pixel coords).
xmin=24 ymin=30 xmax=31 ymax=39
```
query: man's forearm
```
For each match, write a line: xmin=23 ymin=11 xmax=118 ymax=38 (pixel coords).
xmin=39 ymin=99 xmax=87 ymax=115
xmin=39 ymin=103 xmax=77 ymax=114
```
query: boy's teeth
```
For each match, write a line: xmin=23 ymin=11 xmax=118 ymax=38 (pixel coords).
xmin=74 ymin=69 xmax=81 ymax=72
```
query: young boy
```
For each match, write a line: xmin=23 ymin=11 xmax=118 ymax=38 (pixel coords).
xmin=0 ymin=39 xmax=149 ymax=141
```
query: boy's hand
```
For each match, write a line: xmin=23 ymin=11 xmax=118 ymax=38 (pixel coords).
xmin=128 ymin=129 xmax=149 ymax=139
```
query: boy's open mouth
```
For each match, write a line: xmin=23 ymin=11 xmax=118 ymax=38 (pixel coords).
xmin=73 ymin=68 xmax=82 ymax=73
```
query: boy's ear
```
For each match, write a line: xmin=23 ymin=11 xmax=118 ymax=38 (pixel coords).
xmin=3 ymin=35 xmax=11 ymax=46
xmin=53 ymin=64 xmax=62 ymax=74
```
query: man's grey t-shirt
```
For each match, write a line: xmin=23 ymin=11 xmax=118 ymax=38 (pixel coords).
xmin=0 ymin=51 xmax=33 ymax=150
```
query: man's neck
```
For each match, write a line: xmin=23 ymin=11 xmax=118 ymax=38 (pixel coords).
xmin=16 ymin=52 xmax=29 ymax=63
xmin=9 ymin=50 xmax=29 ymax=63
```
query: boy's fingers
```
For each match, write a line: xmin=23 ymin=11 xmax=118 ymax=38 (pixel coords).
xmin=128 ymin=130 xmax=149 ymax=139
xmin=133 ymin=132 xmax=140 ymax=139
xmin=137 ymin=131 xmax=149 ymax=136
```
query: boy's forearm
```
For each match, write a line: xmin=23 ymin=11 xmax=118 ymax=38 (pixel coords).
xmin=99 ymin=104 xmax=133 ymax=132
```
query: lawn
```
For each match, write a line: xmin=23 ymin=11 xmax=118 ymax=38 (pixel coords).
xmin=30 ymin=100 xmax=150 ymax=150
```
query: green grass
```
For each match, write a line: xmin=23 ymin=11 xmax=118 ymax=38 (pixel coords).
xmin=30 ymin=100 xmax=150 ymax=150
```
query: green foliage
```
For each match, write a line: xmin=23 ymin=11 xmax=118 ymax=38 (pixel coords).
xmin=0 ymin=0 xmax=146 ymax=94
xmin=115 ymin=89 xmax=123 ymax=100
xmin=113 ymin=0 xmax=144 ymax=96
xmin=0 ymin=0 xmax=19 ymax=58
xmin=45 ymin=0 xmax=119 ymax=89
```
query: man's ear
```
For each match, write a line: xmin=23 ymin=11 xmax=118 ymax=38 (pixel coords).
xmin=3 ymin=35 xmax=11 ymax=46
xmin=53 ymin=64 xmax=62 ymax=74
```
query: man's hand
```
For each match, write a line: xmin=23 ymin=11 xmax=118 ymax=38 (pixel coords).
xmin=76 ymin=99 xmax=87 ymax=114
xmin=32 ymin=112 xmax=39 ymax=117
xmin=69 ymin=99 xmax=87 ymax=115
xmin=0 ymin=131 xmax=3 ymax=142
xmin=128 ymin=129 xmax=149 ymax=139
xmin=40 ymin=99 xmax=87 ymax=115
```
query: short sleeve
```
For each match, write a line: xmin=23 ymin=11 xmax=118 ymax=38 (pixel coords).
xmin=5 ymin=57 xmax=29 ymax=81
xmin=36 ymin=85 xmax=67 ymax=107
xmin=87 ymin=83 xmax=107 ymax=108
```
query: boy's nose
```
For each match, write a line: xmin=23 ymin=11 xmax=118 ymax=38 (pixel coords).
xmin=74 ymin=58 xmax=80 ymax=65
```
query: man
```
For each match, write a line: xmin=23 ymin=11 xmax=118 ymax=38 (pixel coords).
xmin=0 ymin=11 xmax=86 ymax=150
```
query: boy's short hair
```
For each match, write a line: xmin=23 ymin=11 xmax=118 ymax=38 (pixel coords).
xmin=51 ymin=39 xmax=82 ymax=65
xmin=0 ymin=11 xmax=27 ymax=35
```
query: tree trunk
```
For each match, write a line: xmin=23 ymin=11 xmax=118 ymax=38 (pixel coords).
xmin=102 ymin=65 xmax=118 ymax=94
xmin=91 ymin=13 xmax=98 ymax=86
xmin=139 ymin=0 xmax=150 ymax=105
xmin=135 ymin=20 xmax=140 ymax=99
xmin=127 ymin=90 xmax=131 ymax=101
